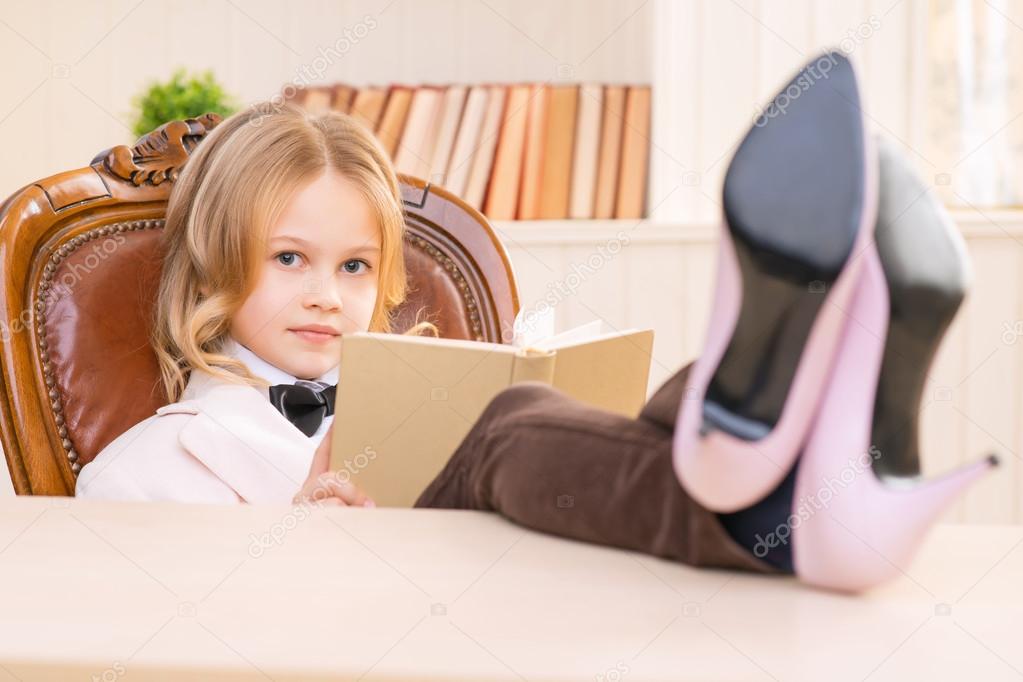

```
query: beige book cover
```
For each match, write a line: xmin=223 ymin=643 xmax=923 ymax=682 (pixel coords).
xmin=516 ymin=83 xmax=550 ymax=220
xmin=349 ymin=87 xmax=388 ymax=131
xmin=376 ymin=86 xmax=413 ymax=158
xmin=615 ymin=85 xmax=651 ymax=219
xmin=331 ymin=324 xmax=654 ymax=507
xmin=445 ymin=85 xmax=490 ymax=198
xmin=594 ymin=85 xmax=626 ymax=219
xmin=429 ymin=85 xmax=468 ymax=185
xmin=537 ymin=85 xmax=579 ymax=219
xmin=569 ymin=84 xmax=604 ymax=219
xmin=483 ymin=84 xmax=531 ymax=220
xmin=462 ymin=85 xmax=507 ymax=210
xmin=395 ymin=87 xmax=445 ymax=178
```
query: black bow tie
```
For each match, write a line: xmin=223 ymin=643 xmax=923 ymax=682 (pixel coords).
xmin=268 ymin=382 xmax=337 ymax=437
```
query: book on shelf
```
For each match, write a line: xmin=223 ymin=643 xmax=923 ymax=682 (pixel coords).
xmin=447 ymin=85 xmax=490 ymax=202
xmin=330 ymin=316 xmax=655 ymax=507
xmin=375 ymin=85 xmax=413 ymax=158
xmin=349 ymin=87 xmax=387 ymax=130
xmin=394 ymin=86 xmax=444 ymax=179
xmin=594 ymin=85 xmax=626 ymax=220
xmin=570 ymin=84 xmax=604 ymax=219
xmin=331 ymin=85 xmax=355 ymax=114
xmin=517 ymin=83 xmax=549 ymax=220
xmin=615 ymin=85 xmax=651 ymax=219
xmin=462 ymin=85 xmax=506 ymax=211
xmin=429 ymin=85 xmax=467 ymax=187
xmin=299 ymin=86 xmax=333 ymax=114
xmin=286 ymin=81 xmax=652 ymax=220
xmin=537 ymin=84 xmax=579 ymax=220
xmin=483 ymin=84 xmax=530 ymax=220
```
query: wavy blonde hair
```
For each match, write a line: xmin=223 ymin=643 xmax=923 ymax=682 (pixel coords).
xmin=152 ymin=102 xmax=407 ymax=403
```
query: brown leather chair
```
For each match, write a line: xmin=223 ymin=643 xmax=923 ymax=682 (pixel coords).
xmin=0 ymin=114 xmax=519 ymax=496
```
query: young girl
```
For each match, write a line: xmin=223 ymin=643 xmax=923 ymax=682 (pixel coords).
xmin=75 ymin=102 xmax=401 ymax=507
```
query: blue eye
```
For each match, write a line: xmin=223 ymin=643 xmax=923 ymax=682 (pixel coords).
xmin=276 ymin=252 xmax=300 ymax=267
xmin=343 ymin=259 xmax=368 ymax=274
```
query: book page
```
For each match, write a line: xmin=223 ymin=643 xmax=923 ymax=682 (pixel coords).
xmin=511 ymin=305 xmax=555 ymax=348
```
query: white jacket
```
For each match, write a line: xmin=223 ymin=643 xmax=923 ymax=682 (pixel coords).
xmin=76 ymin=341 xmax=336 ymax=504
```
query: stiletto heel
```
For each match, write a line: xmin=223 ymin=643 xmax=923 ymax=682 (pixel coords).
xmin=793 ymin=142 xmax=999 ymax=593
xmin=674 ymin=50 xmax=878 ymax=512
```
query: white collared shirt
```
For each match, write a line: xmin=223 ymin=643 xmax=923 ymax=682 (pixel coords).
xmin=223 ymin=336 xmax=339 ymax=448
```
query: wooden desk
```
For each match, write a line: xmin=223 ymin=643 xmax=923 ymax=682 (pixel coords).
xmin=0 ymin=496 xmax=1020 ymax=681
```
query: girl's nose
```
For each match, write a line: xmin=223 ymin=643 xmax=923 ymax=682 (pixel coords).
xmin=301 ymin=274 xmax=343 ymax=312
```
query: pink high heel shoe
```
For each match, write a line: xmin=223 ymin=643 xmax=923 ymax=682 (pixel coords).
xmin=674 ymin=51 xmax=878 ymax=512
xmin=792 ymin=141 xmax=998 ymax=593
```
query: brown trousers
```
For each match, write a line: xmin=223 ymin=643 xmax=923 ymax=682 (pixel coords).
xmin=415 ymin=363 xmax=778 ymax=574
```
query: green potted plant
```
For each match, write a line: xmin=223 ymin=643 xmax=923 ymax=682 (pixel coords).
xmin=131 ymin=69 xmax=238 ymax=138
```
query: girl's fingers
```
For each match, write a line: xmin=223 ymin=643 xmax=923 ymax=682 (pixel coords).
xmin=315 ymin=474 xmax=376 ymax=508
xmin=318 ymin=475 xmax=362 ymax=506
xmin=293 ymin=471 xmax=376 ymax=508
xmin=295 ymin=491 xmax=344 ymax=506
xmin=293 ymin=475 xmax=344 ymax=506
xmin=308 ymin=476 xmax=349 ymax=506
xmin=307 ymin=422 xmax=335 ymax=479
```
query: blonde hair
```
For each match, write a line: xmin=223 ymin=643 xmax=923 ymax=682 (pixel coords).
xmin=152 ymin=102 xmax=407 ymax=403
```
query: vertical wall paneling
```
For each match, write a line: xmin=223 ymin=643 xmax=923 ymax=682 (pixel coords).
xmin=961 ymin=239 xmax=1021 ymax=522
xmin=649 ymin=0 xmax=701 ymax=224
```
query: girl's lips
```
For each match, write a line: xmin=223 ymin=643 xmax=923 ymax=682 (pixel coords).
xmin=289 ymin=329 xmax=340 ymax=345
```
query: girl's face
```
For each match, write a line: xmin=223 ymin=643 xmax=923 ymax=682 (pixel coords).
xmin=231 ymin=169 xmax=381 ymax=380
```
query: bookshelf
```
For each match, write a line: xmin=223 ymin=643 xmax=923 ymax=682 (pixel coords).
xmin=289 ymin=0 xmax=1016 ymax=226
xmin=294 ymin=81 xmax=652 ymax=222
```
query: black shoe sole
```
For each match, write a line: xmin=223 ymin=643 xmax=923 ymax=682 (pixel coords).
xmin=704 ymin=51 xmax=868 ymax=441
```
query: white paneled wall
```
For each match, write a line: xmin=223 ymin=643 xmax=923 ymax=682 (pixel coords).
xmin=650 ymin=0 xmax=938 ymax=224
xmin=650 ymin=0 xmax=1022 ymax=221
xmin=0 ymin=0 xmax=653 ymax=198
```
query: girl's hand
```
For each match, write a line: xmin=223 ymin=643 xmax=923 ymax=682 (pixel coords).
xmin=293 ymin=422 xmax=376 ymax=507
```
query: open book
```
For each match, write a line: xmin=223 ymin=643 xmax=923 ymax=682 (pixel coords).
xmin=329 ymin=319 xmax=654 ymax=507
